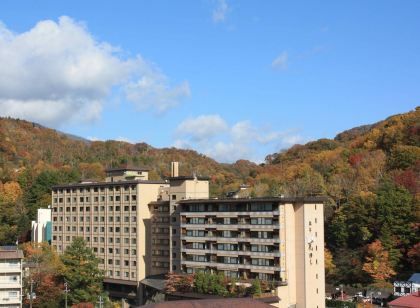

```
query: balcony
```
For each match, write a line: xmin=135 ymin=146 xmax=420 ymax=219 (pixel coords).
xmin=181 ymin=248 xmax=281 ymax=258
xmin=181 ymin=211 xmax=280 ymax=217
xmin=181 ymin=260 xmax=282 ymax=272
xmin=182 ymin=236 xmax=281 ymax=244
xmin=0 ymin=297 xmax=21 ymax=305
xmin=0 ymin=266 xmax=21 ymax=273
xmin=181 ymin=223 xmax=279 ymax=230
xmin=0 ymin=281 xmax=21 ymax=289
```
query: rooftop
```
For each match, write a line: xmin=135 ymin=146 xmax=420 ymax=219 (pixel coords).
xmin=0 ymin=247 xmax=24 ymax=260
xmin=388 ymin=292 xmax=420 ymax=308
xmin=105 ymin=166 xmax=151 ymax=172
xmin=52 ymin=179 xmax=167 ymax=189
xmin=178 ymin=196 xmax=327 ymax=204
xmin=167 ymin=176 xmax=210 ymax=181
xmin=140 ymin=298 xmax=275 ymax=308
xmin=408 ymin=273 xmax=420 ymax=284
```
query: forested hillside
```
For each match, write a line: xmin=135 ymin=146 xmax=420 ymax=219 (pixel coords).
xmin=0 ymin=107 xmax=418 ymax=287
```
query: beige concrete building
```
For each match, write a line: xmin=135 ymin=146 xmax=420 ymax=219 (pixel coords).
xmin=178 ymin=197 xmax=325 ymax=308
xmin=0 ymin=247 xmax=23 ymax=308
xmin=51 ymin=167 xmax=169 ymax=301
xmin=51 ymin=164 xmax=325 ymax=307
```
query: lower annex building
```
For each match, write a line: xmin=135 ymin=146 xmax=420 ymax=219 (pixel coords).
xmin=51 ymin=162 xmax=325 ymax=308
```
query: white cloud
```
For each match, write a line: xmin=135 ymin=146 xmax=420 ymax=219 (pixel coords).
xmin=114 ymin=136 xmax=134 ymax=143
xmin=0 ymin=16 xmax=189 ymax=126
xmin=176 ymin=114 xmax=228 ymax=142
xmin=174 ymin=114 xmax=306 ymax=163
xmin=272 ymin=51 xmax=288 ymax=70
xmin=213 ymin=0 xmax=229 ymax=23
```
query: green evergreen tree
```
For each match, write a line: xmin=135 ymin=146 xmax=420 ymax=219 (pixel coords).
xmin=327 ymin=210 xmax=349 ymax=249
xmin=251 ymin=278 xmax=262 ymax=296
xmin=61 ymin=237 xmax=104 ymax=305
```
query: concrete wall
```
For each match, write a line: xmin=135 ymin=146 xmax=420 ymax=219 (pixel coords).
xmin=137 ymin=183 xmax=169 ymax=280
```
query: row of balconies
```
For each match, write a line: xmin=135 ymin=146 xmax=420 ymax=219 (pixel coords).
xmin=180 ymin=223 xmax=280 ymax=230
xmin=0 ymin=266 xmax=21 ymax=273
xmin=181 ymin=211 xmax=280 ymax=217
xmin=52 ymin=186 xmax=138 ymax=195
xmin=181 ymin=260 xmax=282 ymax=272
xmin=181 ymin=248 xmax=281 ymax=257
xmin=182 ymin=236 xmax=282 ymax=244
xmin=0 ymin=296 xmax=21 ymax=304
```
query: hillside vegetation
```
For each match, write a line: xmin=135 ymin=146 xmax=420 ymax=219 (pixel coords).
xmin=0 ymin=107 xmax=418 ymax=287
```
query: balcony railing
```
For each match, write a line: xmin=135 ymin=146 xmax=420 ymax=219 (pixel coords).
xmin=182 ymin=236 xmax=282 ymax=244
xmin=181 ymin=260 xmax=282 ymax=272
xmin=181 ymin=211 xmax=280 ymax=217
xmin=181 ymin=223 xmax=279 ymax=230
xmin=0 ymin=266 xmax=21 ymax=273
xmin=181 ymin=248 xmax=281 ymax=257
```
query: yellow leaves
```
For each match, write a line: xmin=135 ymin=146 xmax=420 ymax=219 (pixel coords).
xmin=358 ymin=191 xmax=376 ymax=200
xmin=0 ymin=181 xmax=22 ymax=203
xmin=324 ymin=248 xmax=336 ymax=277
xmin=362 ymin=240 xmax=396 ymax=282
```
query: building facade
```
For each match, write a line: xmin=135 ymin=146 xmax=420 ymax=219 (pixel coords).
xmin=0 ymin=247 xmax=23 ymax=308
xmin=178 ymin=197 xmax=325 ymax=308
xmin=394 ymin=273 xmax=420 ymax=297
xmin=51 ymin=163 xmax=325 ymax=307
xmin=31 ymin=208 xmax=52 ymax=243
xmin=51 ymin=167 xmax=169 ymax=301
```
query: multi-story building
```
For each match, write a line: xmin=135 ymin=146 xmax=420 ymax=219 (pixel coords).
xmin=178 ymin=197 xmax=325 ymax=308
xmin=0 ymin=246 xmax=23 ymax=308
xmin=51 ymin=167 xmax=169 ymax=301
xmin=31 ymin=208 xmax=52 ymax=243
xmin=51 ymin=163 xmax=326 ymax=308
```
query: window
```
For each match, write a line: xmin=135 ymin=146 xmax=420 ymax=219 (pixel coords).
xmin=172 ymin=195 xmax=176 ymax=200
xmin=116 ymin=196 xmax=120 ymax=201
xmin=80 ymin=197 xmax=84 ymax=203
xmin=131 ymin=195 xmax=137 ymax=201
xmin=8 ymin=291 xmax=18 ymax=298
xmin=109 ymin=196 xmax=114 ymax=201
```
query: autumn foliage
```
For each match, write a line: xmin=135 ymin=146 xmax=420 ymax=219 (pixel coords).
xmin=0 ymin=107 xmax=419 ymax=288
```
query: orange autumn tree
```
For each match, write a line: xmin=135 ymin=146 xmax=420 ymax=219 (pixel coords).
xmin=22 ymin=242 xmax=65 ymax=307
xmin=325 ymin=248 xmax=336 ymax=280
xmin=362 ymin=240 xmax=396 ymax=287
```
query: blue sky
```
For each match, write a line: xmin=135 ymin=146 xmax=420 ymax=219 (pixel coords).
xmin=0 ymin=1 xmax=419 ymax=162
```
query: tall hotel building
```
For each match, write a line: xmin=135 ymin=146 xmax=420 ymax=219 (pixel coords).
xmin=51 ymin=163 xmax=325 ymax=308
